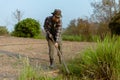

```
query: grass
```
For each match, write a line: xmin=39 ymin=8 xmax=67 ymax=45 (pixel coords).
xmin=62 ymin=35 xmax=82 ymax=41
xmin=62 ymin=35 xmax=100 ymax=42
xmin=18 ymin=57 xmax=62 ymax=80
xmin=61 ymin=36 xmax=120 ymax=80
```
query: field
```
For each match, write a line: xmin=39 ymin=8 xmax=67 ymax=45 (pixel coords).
xmin=0 ymin=36 xmax=95 ymax=79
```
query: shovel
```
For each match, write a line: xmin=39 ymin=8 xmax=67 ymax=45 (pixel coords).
xmin=48 ymin=32 xmax=70 ymax=74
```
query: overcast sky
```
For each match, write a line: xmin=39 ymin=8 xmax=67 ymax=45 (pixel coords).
xmin=0 ymin=0 xmax=93 ymax=31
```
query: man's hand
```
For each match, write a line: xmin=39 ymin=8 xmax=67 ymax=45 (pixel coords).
xmin=55 ymin=42 xmax=58 ymax=47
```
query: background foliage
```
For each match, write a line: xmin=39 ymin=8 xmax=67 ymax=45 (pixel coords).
xmin=12 ymin=18 xmax=41 ymax=38
xmin=0 ymin=26 xmax=9 ymax=36
xmin=109 ymin=12 xmax=120 ymax=35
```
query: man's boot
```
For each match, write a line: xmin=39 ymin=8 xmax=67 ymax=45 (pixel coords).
xmin=49 ymin=59 xmax=54 ymax=69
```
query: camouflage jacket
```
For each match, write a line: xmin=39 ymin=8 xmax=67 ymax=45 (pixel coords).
xmin=44 ymin=16 xmax=62 ymax=42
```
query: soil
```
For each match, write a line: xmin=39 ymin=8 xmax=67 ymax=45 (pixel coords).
xmin=0 ymin=36 xmax=95 ymax=80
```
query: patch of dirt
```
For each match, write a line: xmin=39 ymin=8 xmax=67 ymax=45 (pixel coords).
xmin=0 ymin=36 xmax=95 ymax=79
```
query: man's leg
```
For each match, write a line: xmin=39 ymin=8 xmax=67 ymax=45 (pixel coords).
xmin=47 ymin=39 xmax=54 ymax=68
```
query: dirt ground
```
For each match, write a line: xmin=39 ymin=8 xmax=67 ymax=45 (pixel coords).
xmin=0 ymin=36 xmax=95 ymax=80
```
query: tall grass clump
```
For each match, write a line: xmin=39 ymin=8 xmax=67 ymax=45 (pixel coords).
xmin=62 ymin=36 xmax=120 ymax=80
xmin=18 ymin=57 xmax=40 ymax=80
xmin=18 ymin=57 xmax=62 ymax=80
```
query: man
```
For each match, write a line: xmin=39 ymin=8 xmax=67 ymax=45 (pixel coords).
xmin=43 ymin=9 xmax=62 ymax=68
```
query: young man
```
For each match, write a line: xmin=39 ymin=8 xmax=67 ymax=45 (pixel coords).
xmin=43 ymin=9 xmax=62 ymax=68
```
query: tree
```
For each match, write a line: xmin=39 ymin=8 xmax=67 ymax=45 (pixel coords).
xmin=119 ymin=0 xmax=120 ymax=11
xmin=90 ymin=0 xmax=119 ymax=37
xmin=64 ymin=19 xmax=77 ymax=35
xmin=63 ymin=18 xmax=90 ymax=36
xmin=13 ymin=9 xmax=23 ymax=22
xmin=77 ymin=19 xmax=90 ymax=36
xmin=12 ymin=18 xmax=41 ymax=38
xmin=109 ymin=12 xmax=120 ymax=35
xmin=91 ymin=0 xmax=118 ymax=23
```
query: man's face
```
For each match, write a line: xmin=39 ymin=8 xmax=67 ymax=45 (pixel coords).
xmin=52 ymin=15 xmax=60 ymax=23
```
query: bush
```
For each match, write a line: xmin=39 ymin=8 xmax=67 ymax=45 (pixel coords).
xmin=61 ymin=36 xmax=120 ymax=80
xmin=109 ymin=12 xmax=120 ymax=35
xmin=0 ymin=26 xmax=9 ymax=36
xmin=12 ymin=18 xmax=41 ymax=38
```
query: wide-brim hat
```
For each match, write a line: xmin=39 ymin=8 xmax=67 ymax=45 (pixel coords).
xmin=51 ymin=9 xmax=62 ymax=18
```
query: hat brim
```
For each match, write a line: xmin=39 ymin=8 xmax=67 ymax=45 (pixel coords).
xmin=51 ymin=13 xmax=62 ymax=17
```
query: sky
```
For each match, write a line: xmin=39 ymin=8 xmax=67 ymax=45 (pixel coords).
xmin=0 ymin=0 xmax=93 ymax=32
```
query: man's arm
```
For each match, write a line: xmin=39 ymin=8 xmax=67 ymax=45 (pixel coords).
xmin=55 ymin=20 xmax=62 ymax=42
xmin=44 ymin=17 xmax=53 ymax=39
xmin=44 ymin=17 xmax=50 ymax=33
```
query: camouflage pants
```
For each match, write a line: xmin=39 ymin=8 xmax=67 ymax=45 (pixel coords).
xmin=46 ymin=37 xmax=62 ymax=65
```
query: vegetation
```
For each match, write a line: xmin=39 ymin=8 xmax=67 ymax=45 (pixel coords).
xmin=62 ymin=0 xmax=120 ymax=41
xmin=63 ymin=19 xmax=90 ymax=36
xmin=62 ymin=18 xmax=108 ymax=41
xmin=62 ymin=35 xmax=100 ymax=42
xmin=18 ymin=57 xmax=62 ymax=80
xmin=62 ymin=18 xmax=91 ymax=41
xmin=61 ymin=36 xmax=120 ymax=80
xmin=90 ymin=0 xmax=120 ymax=36
xmin=91 ymin=0 xmax=118 ymax=23
xmin=12 ymin=18 xmax=42 ymax=38
xmin=109 ymin=12 xmax=120 ymax=35
xmin=0 ymin=26 xmax=9 ymax=36
xmin=12 ymin=9 xmax=23 ymax=22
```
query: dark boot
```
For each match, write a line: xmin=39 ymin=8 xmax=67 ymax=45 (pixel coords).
xmin=49 ymin=59 xmax=54 ymax=69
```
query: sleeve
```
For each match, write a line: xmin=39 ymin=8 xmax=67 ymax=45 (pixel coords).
xmin=43 ymin=17 xmax=50 ymax=33
xmin=55 ymin=20 xmax=62 ymax=42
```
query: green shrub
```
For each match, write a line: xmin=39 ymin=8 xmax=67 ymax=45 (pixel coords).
xmin=0 ymin=26 xmax=9 ymax=36
xmin=12 ymin=18 xmax=41 ymax=38
xmin=62 ymin=36 xmax=120 ymax=80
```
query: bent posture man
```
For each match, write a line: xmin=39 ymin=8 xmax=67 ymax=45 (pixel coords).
xmin=43 ymin=9 xmax=62 ymax=68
